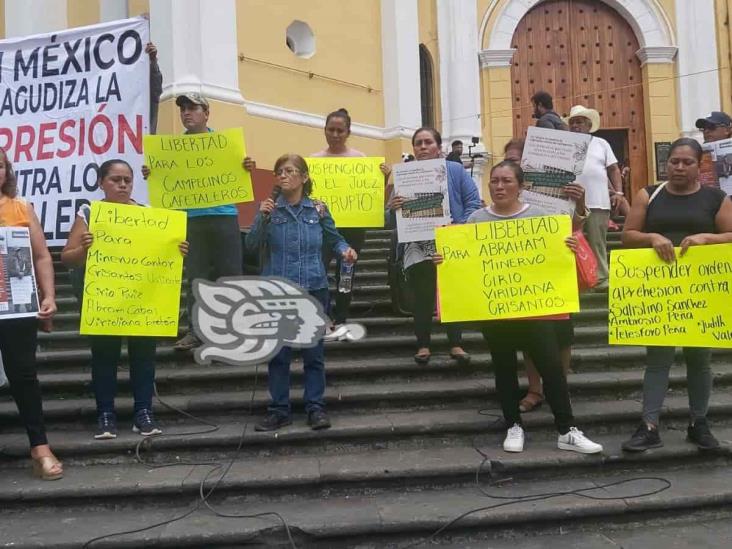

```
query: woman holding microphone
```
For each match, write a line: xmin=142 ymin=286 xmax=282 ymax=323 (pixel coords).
xmin=246 ymin=154 xmax=357 ymax=431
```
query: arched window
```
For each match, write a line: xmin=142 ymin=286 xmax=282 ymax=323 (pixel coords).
xmin=419 ymin=44 xmax=435 ymax=127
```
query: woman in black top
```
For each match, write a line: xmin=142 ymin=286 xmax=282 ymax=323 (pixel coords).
xmin=621 ymin=137 xmax=732 ymax=452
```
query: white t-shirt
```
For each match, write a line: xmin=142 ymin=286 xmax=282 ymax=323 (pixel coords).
xmin=576 ymin=136 xmax=617 ymax=210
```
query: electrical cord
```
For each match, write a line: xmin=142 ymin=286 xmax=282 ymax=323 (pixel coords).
xmin=397 ymin=409 xmax=674 ymax=549
xmin=83 ymin=364 xmax=298 ymax=549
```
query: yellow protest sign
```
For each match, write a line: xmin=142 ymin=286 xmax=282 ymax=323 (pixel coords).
xmin=436 ymin=215 xmax=579 ymax=322
xmin=307 ymin=157 xmax=385 ymax=228
xmin=144 ymin=128 xmax=253 ymax=210
xmin=80 ymin=202 xmax=187 ymax=337
xmin=609 ymin=244 xmax=732 ymax=348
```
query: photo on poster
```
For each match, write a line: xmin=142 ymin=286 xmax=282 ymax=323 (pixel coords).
xmin=0 ymin=227 xmax=39 ymax=319
xmin=392 ymin=159 xmax=451 ymax=243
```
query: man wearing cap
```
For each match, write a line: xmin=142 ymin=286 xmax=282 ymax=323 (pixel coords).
xmin=566 ymin=105 xmax=623 ymax=290
xmin=696 ymin=111 xmax=732 ymax=143
xmin=143 ymin=93 xmax=255 ymax=351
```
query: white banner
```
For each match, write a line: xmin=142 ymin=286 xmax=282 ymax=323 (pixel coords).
xmin=0 ymin=17 xmax=150 ymax=245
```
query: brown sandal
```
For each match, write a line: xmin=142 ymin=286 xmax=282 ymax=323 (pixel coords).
xmin=519 ymin=391 xmax=544 ymax=413
xmin=32 ymin=455 xmax=64 ymax=481
xmin=414 ymin=349 xmax=431 ymax=364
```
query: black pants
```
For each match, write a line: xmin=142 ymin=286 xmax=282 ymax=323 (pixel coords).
xmin=324 ymin=228 xmax=366 ymax=324
xmin=481 ymin=320 xmax=574 ymax=434
xmin=185 ymin=215 xmax=243 ymax=323
xmin=406 ymin=260 xmax=462 ymax=349
xmin=0 ymin=318 xmax=48 ymax=447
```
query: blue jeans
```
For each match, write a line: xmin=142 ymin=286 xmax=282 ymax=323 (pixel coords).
xmin=90 ymin=336 xmax=157 ymax=414
xmin=267 ymin=288 xmax=328 ymax=417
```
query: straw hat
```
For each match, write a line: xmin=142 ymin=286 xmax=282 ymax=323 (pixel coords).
xmin=563 ymin=105 xmax=601 ymax=133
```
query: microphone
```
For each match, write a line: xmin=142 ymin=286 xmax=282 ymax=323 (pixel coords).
xmin=264 ymin=185 xmax=281 ymax=222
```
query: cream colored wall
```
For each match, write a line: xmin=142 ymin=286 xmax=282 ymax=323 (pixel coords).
xmin=67 ymin=0 xmax=100 ymax=28
xmin=643 ymin=62 xmax=680 ymax=181
xmin=0 ymin=0 xmax=5 ymax=38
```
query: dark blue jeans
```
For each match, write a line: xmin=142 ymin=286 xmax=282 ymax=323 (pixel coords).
xmin=90 ymin=336 xmax=157 ymax=414
xmin=267 ymin=288 xmax=328 ymax=417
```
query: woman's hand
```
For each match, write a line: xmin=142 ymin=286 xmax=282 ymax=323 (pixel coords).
xmin=178 ymin=240 xmax=189 ymax=257
xmin=243 ymin=157 xmax=256 ymax=171
xmin=81 ymin=231 xmax=94 ymax=250
xmin=141 ymin=165 xmax=150 ymax=180
xmin=679 ymin=233 xmax=713 ymax=257
xmin=259 ymin=198 xmax=275 ymax=215
xmin=38 ymin=296 xmax=57 ymax=320
xmin=431 ymin=253 xmax=444 ymax=265
xmin=342 ymin=247 xmax=358 ymax=263
xmin=564 ymin=183 xmax=586 ymax=211
xmin=650 ymin=233 xmax=676 ymax=263
xmin=388 ymin=194 xmax=405 ymax=212
xmin=565 ymin=235 xmax=578 ymax=253
xmin=380 ymin=163 xmax=392 ymax=178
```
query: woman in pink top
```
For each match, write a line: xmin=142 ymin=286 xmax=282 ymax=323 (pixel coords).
xmin=313 ymin=108 xmax=390 ymax=341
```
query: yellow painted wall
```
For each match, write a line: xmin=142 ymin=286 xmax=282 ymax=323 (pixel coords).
xmin=642 ymin=62 xmax=679 ymax=181
xmin=67 ymin=0 xmax=99 ymax=28
xmin=236 ymin=1 xmax=383 ymax=127
xmin=127 ymin=0 xmax=149 ymax=17
xmin=0 ymin=0 xmax=5 ymax=39
xmin=717 ymin=0 xmax=732 ymax=114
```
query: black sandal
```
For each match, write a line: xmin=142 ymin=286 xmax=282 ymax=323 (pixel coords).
xmin=414 ymin=351 xmax=431 ymax=364
xmin=449 ymin=350 xmax=471 ymax=366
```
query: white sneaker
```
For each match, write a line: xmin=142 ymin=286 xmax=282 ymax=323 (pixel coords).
xmin=324 ymin=324 xmax=349 ymax=342
xmin=558 ymin=427 xmax=603 ymax=454
xmin=503 ymin=423 xmax=525 ymax=453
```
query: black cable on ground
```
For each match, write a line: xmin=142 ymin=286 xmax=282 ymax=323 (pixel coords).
xmin=397 ymin=410 xmax=674 ymax=549
xmin=83 ymin=364 xmax=298 ymax=549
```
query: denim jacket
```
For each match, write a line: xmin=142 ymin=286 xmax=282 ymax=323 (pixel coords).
xmin=246 ymin=195 xmax=348 ymax=290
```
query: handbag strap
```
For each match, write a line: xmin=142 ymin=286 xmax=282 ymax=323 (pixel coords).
xmin=647 ymin=181 xmax=668 ymax=205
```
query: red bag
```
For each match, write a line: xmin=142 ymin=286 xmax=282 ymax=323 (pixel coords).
xmin=573 ymin=230 xmax=598 ymax=290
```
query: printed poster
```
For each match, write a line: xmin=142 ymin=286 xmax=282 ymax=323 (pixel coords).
xmin=520 ymin=126 xmax=592 ymax=216
xmin=0 ymin=227 xmax=40 ymax=319
xmin=0 ymin=17 xmax=150 ymax=245
xmin=700 ymin=138 xmax=732 ymax=194
xmin=392 ymin=159 xmax=451 ymax=243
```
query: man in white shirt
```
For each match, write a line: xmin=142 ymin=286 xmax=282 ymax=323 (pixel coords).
xmin=565 ymin=105 xmax=623 ymax=289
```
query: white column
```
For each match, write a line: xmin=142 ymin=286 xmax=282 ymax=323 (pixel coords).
xmin=149 ymin=0 xmax=244 ymax=104
xmin=437 ymin=0 xmax=482 ymax=148
xmin=380 ymin=0 xmax=422 ymax=138
xmin=100 ymin=0 xmax=129 ymax=22
xmin=674 ymin=0 xmax=721 ymax=138
xmin=4 ymin=0 xmax=67 ymax=37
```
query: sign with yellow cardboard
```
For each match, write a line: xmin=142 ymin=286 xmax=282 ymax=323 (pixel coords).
xmin=80 ymin=202 xmax=186 ymax=337
xmin=609 ymin=244 xmax=732 ymax=347
xmin=144 ymin=128 xmax=253 ymax=210
xmin=307 ymin=157 xmax=385 ymax=228
xmin=436 ymin=215 xmax=579 ymax=322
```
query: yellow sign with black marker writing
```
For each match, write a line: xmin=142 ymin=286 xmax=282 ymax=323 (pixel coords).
xmin=436 ymin=215 xmax=579 ymax=322
xmin=80 ymin=202 xmax=186 ymax=337
xmin=609 ymin=245 xmax=732 ymax=347
xmin=307 ymin=157 xmax=385 ymax=228
xmin=144 ymin=128 xmax=253 ymax=210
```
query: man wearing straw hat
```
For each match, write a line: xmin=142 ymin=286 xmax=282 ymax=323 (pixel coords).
xmin=565 ymin=105 xmax=623 ymax=290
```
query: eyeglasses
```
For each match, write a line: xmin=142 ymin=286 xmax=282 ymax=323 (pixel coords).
xmin=274 ymin=167 xmax=301 ymax=177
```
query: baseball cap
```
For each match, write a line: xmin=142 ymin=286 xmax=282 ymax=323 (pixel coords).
xmin=695 ymin=111 xmax=732 ymax=129
xmin=175 ymin=93 xmax=209 ymax=110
